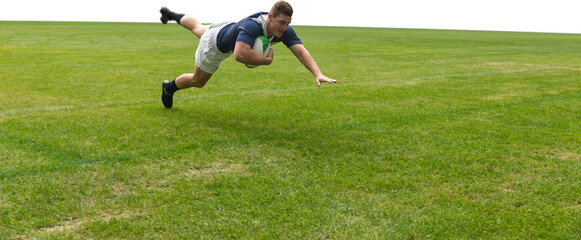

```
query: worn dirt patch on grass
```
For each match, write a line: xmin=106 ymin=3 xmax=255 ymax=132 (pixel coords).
xmin=187 ymin=161 xmax=249 ymax=179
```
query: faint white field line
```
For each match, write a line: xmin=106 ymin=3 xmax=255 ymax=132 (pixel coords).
xmin=1 ymin=65 xmax=578 ymax=118
xmin=412 ymin=66 xmax=580 ymax=81
xmin=0 ymin=99 xmax=154 ymax=117
xmin=340 ymin=65 xmax=581 ymax=87
xmin=0 ymin=89 xmax=309 ymax=118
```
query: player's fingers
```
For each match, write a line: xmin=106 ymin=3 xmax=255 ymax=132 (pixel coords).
xmin=323 ymin=77 xmax=337 ymax=83
xmin=268 ymin=48 xmax=274 ymax=57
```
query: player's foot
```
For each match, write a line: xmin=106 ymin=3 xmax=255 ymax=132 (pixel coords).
xmin=162 ymin=80 xmax=173 ymax=108
xmin=160 ymin=7 xmax=170 ymax=24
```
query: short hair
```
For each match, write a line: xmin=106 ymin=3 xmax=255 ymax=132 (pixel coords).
xmin=270 ymin=0 xmax=293 ymax=18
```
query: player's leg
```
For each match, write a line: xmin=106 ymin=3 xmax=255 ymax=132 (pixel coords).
xmin=176 ymin=66 xmax=213 ymax=89
xmin=160 ymin=7 xmax=207 ymax=38
xmin=179 ymin=16 xmax=208 ymax=39
xmin=161 ymin=66 xmax=212 ymax=109
xmin=160 ymin=19 xmax=226 ymax=109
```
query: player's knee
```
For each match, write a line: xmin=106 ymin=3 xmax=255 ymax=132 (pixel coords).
xmin=191 ymin=77 xmax=210 ymax=88
xmin=192 ymin=81 xmax=207 ymax=88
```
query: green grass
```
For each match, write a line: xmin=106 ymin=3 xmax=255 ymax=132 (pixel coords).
xmin=1 ymin=21 xmax=580 ymax=239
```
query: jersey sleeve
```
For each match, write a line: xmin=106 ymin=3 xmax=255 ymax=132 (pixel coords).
xmin=281 ymin=26 xmax=302 ymax=48
xmin=236 ymin=20 xmax=262 ymax=47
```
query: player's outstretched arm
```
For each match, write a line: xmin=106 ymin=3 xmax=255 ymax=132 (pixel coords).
xmin=289 ymin=44 xmax=337 ymax=87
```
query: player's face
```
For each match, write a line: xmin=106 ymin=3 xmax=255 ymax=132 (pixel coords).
xmin=268 ymin=14 xmax=292 ymax=38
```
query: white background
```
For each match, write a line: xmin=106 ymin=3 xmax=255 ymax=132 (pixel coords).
xmin=1 ymin=0 xmax=580 ymax=33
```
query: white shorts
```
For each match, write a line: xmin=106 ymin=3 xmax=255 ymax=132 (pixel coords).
xmin=195 ymin=24 xmax=233 ymax=74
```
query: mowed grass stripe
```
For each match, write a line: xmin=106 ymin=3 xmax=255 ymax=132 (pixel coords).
xmin=1 ymin=65 xmax=578 ymax=117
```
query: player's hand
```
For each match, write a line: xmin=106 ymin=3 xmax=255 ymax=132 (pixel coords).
xmin=265 ymin=48 xmax=274 ymax=65
xmin=315 ymin=75 xmax=337 ymax=87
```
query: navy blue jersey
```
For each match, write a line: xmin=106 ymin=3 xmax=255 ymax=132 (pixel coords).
xmin=216 ymin=12 xmax=302 ymax=53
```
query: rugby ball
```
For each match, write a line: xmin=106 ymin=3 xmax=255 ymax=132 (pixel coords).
xmin=246 ymin=36 xmax=271 ymax=68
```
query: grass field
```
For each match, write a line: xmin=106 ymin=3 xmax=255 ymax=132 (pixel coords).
xmin=0 ymin=21 xmax=580 ymax=239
